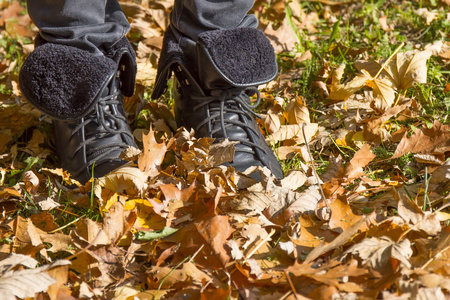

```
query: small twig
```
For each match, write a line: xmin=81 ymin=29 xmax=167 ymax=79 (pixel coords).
xmin=420 ymin=244 xmax=450 ymax=270
xmin=48 ymin=214 xmax=86 ymax=234
xmin=188 ymin=244 xmax=204 ymax=263
xmin=158 ymin=244 xmax=204 ymax=291
xmin=423 ymin=166 xmax=432 ymax=211
xmin=66 ymin=229 xmax=104 ymax=261
xmin=246 ymin=228 xmax=276 ymax=259
xmin=284 ymin=271 xmax=300 ymax=300
xmin=302 ymin=123 xmax=330 ymax=211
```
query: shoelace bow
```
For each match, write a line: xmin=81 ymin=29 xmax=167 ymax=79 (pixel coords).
xmin=192 ymin=87 xmax=268 ymax=155
xmin=71 ymin=90 xmax=133 ymax=167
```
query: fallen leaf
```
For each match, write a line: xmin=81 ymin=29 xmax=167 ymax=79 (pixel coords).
xmin=266 ymin=123 xmax=319 ymax=144
xmin=304 ymin=216 xmax=370 ymax=263
xmin=396 ymin=194 xmax=442 ymax=235
xmin=194 ymin=215 xmax=234 ymax=266
xmin=392 ymin=120 xmax=450 ymax=159
xmin=280 ymin=170 xmax=308 ymax=190
xmin=415 ymin=8 xmax=439 ymax=25
xmin=344 ymin=144 xmax=376 ymax=180
xmin=207 ymin=139 xmax=237 ymax=167
xmin=328 ymin=64 xmax=368 ymax=101
xmin=0 ymin=259 xmax=70 ymax=300
xmin=362 ymin=69 xmax=397 ymax=111
xmin=138 ymin=127 xmax=167 ymax=176
xmin=23 ymin=170 xmax=39 ymax=194
xmin=95 ymin=166 xmax=148 ymax=198
xmin=264 ymin=18 xmax=297 ymax=53
xmin=379 ymin=16 xmax=394 ymax=31
xmin=263 ymin=113 xmax=282 ymax=134
xmin=284 ymin=96 xmax=310 ymax=125
xmin=363 ymin=102 xmax=410 ymax=142
xmin=347 ymin=236 xmax=413 ymax=270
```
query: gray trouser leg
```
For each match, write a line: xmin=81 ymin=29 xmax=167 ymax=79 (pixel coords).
xmin=170 ymin=0 xmax=258 ymax=41
xmin=27 ymin=0 xmax=256 ymax=53
xmin=26 ymin=0 xmax=129 ymax=55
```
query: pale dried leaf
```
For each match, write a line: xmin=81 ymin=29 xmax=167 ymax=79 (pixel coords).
xmin=0 ymin=254 xmax=37 ymax=275
xmin=246 ymin=258 xmax=263 ymax=278
xmin=23 ymin=170 xmax=39 ymax=193
xmin=416 ymin=287 xmax=446 ymax=300
xmin=0 ymin=260 xmax=70 ymax=300
xmin=227 ymin=240 xmax=244 ymax=260
xmin=264 ymin=18 xmax=297 ymax=53
xmin=379 ymin=16 xmax=394 ymax=31
xmin=397 ymin=195 xmax=442 ymax=235
xmin=362 ymin=69 xmax=396 ymax=111
xmin=414 ymin=154 xmax=444 ymax=165
xmin=263 ymin=113 xmax=282 ymax=134
xmin=415 ymin=8 xmax=439 ymax=25
xmin=347 ymin=237 xmax=412 ymax=270
xmin=280 ymin=170 xmax=307 ymax=190
xmin=266 ymin=123 xmax=318 ymax=144
xmin=38 ymin=197 xmax=61 ymax=211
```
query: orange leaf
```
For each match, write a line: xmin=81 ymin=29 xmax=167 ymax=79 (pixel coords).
xmin=137 ymin=128 xmax=167 ymax=176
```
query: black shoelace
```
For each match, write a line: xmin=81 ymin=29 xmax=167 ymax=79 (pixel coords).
xmin=192 ymin=87 xmax=268 ymax=155
xmin=71 ymin=91 xmax=134 ymax=168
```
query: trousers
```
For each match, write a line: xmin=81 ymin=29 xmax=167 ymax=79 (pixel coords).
xmin=26 ymin=0 xmax=257 ymax=55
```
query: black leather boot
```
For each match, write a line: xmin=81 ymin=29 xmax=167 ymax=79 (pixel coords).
xmin=19 ymin=37 xmax=137 ymax=184
xmin=152 ymin=27 xmax=283 ymax=179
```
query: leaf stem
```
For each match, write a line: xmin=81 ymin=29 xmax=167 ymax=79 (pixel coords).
xmin=374 ymin=42 xmax=404 ymax=80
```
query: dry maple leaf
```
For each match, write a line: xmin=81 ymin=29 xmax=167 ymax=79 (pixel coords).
xmin=138 ymin=127 xmax=167 ymax=176
xmin=356 ymin=42 xmax=444 ymax=91
xmin=328 ymin=196 xmax=365 ymax=233
xmin=362 ymin=101 xmax=411 ymax=142
xmin=95 ymin=166 xmax=148 ymax=199
xmin=361 ymin=69 xmax=397 ymax=111
xmin=391 ymin=120 xmax=450 ymax=159
xmin=347 ymin=236 xmax=413 ymax=270
xmin=194 ymin=215 xmax=234 ymax=266
xmin=329 ymin=42 xmax=444 ymax=111
xmin=344 ymin=144 xmax=376 ymax=181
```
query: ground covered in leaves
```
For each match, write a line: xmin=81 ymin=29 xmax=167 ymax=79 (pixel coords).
xmin=1 ymin=0 xmax=450 ymax=299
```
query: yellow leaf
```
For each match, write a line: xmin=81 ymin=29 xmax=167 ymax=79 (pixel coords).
xmin=362 ymin=69 xmax=397 ymax=111
xmin=328 ymin=64 xmax=368 ymax=101
xmin=124 ymin=199 xmax=153 ymax=211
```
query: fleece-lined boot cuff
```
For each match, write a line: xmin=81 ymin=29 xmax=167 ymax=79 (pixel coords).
xmin=197 ymin=27 xmax=277 ymax=90
xmin=152 ymin=27 xmax=277 ymax=99
xmin=19 ymin=37 xmax=136 ymax=120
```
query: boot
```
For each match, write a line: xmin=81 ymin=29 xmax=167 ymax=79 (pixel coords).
xmin=152 ymin=27 xmax=283 ymax=179
xmin=19 ymin=37 xmax=137 ymax=184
